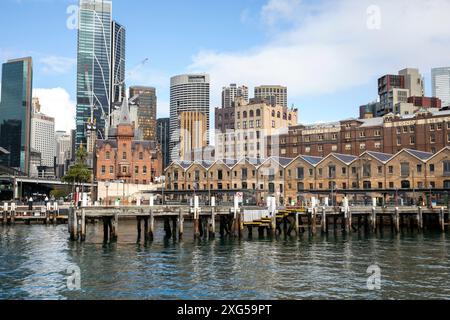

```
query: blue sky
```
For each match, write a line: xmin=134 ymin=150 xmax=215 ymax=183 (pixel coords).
xmin=1 ymin=0 xmax=449 ymax=132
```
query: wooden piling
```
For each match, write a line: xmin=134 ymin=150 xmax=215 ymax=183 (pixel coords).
xmin=371 ymin=208 xmax=377 ymax=233
xmin=80 ymin=209 xmax=86 ymax=242
xmin=417 ymin=207 xmax=423 ymax=231
xmin=394 ymin=208 xmax=400 ymax=233
xmin=137 ymin=217 xmax=142 ymax=242
xmin=178 ymin=210 xmax=184 ymax=240
xmin=311 ymin=208 xmax=317 ymax=236
xmin=149 ymin=210 xmax=154 ymax=241
xmin=103 ymin=217 xmax=109 ymax=243
xmin=219 ymin=215 xmax=225 ymax=237
xmin=144 ymin=217 xmax=149 ymax=242
xmin=248 ymin=226 xmax=253 ymax=238
xmin=209 ymin=208 xmax=216 ymax=239
xmin=164 ymin=217 xmax=172 ymax=239
xmin=439 ymin=208 xmax=445 ymax=232
xmin=193 ymin=216 xmax=200 ymax=239
xmin=69 ymin=208 xmax=78 ymax=241
xmin=11 ymin=208 xmax=15 ymax=225
xmin=321 ymin=207 xmax=327 ymax=234
xmin=294 ymin=213 xmax=299 ymax=236
xmin=110 ymin=213 xmax=118 ymax=242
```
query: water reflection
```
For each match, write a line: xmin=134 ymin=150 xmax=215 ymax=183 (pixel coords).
xmin=0 ymin=222 xmax=449 ymax=300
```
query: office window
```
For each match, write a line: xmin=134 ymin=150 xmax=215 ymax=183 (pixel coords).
xmin=297 ymin=167 xmax=304 ymax=179
xmin=143 ymin=166 xmax=147 ymax=174
xmin=122 ymin=152 xmax=127 ymax=160
xmin=135 ymin=166 xmax=139 ymax=174
xmin=101 ymin=166 xmax=106 ymax=174
xmin=401 ymin=162 xmax=410 ymax=177
xmin=388 ymin=166 xmax=394 ymax=174
xmin=444 ymin=161 xmax=450 ymax=175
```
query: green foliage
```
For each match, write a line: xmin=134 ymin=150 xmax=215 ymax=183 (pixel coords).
xmin=62 ymin=146 xmax=92 ymax=184
xmin=50 ymin=189 xmax=68 ymax=199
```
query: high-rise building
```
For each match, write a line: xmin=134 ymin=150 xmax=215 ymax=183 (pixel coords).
xmin=111 ymin=20 xmax=126 ymax=107
xmin=0 ymin=57 xmax=33 ymax=174
xmin=55 ymin=131 xmax=72 ymax=166
xmin=31 ymin=110 xmax=55 ymax=168
xmin=215 ymin=97 xmax=298 ymax=160
xmin=178 ymin=111 xmax=208 ymax=161
xmin=129 ymin=86 xmax=157 ymax=141
xmin=157 ymin=118 xmax=170 ymax=170
xmin=254 ymin=85 xmax=288 ymax=108
xmin=170 ymin=74 xmax=210 ymax=161
xmin=76 ymin=0 xmax=112 ymax=147
xmin=432 ymin=67 xmax=450 ymax=107
xmin=222 ymin=84 xmax=248 ymax=108
xmin=399 ymin=68 xmax=424 ymax=97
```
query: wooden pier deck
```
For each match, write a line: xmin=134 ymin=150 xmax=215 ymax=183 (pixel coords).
xmin=0 ymin=204 xmax=68 ymax=225
xmin=67 ymin=205 xmax=450 ymax=243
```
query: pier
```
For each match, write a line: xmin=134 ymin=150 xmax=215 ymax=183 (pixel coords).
xmin=67 ymin=196 xmax=450 ymax=243
xmin=0 ymin=202 xmax=68 ymax=225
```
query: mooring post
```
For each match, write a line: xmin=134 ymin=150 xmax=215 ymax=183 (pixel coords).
xmin=44 ymin=206 xmax=49 ymax=225
xmin=137 ymin=217 xmax=142 ymax=242
xmin=209 ymin=207 xmax=216 ymax=239
xmin=371 ymin=207 xmax=377 ymax=232
xmin=149 ymin=210 xmax=154 ymax=241
xmin=110 ymin=213 xmax=118 ymax=242
xmin=80 ymin=209 xmax=86 ymax=242
xmin=439 ymin=208 xmax=445 ymax=232
xmin=69 ymin=207 xmax=78 ymax=241
xmin=178 ymin=210 xmax=184 ymax=240
xmin=295 ymin=212 xmax=300 ymax=236
xmin=417 ymin=207 xmax=423 ymax=231
xmin=322 ymin=207 xmax=327 ymax=234
xmin=103 ymin=216 xmax=109 ymax=243
xmin=394 ymin=207 xmax=400 ymax=233
xmin=144 ymin=217 xmax=149 ymax=242
xmin=311 ymin=207 xmax=317 ymax=236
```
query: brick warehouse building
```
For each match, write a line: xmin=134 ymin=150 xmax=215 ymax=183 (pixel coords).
xmin=164 ymin=147 xmax=450 ymax=207
xmin=267 ymin=109 xmax=450 ymax=158
xmin=95 ymin=97 xmax=162 ymax=185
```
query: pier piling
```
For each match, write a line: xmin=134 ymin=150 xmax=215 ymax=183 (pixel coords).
xmin=178 ymin=210 xmax=184 ymax=240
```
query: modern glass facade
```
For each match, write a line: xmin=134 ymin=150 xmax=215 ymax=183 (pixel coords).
xmin=111 ymin=20 xmax=126 ymax=107
xmin=432 ymin=67 xmax=450 ymax=108
xmin=76 ymin=0 xmax=112 ymax=147
xmin=0 ymin=57 xmax=33 ymax=174
xmin=157 ymin=118 xmax=170 ymax=169
xmin=129 ymin=86 xmax=157 ymax=141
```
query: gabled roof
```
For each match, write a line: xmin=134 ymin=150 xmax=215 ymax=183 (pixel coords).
xmin=332 ymin=153 xmax=358 ymax=165
xmin=297 ymin=155 xmax=323 ymax=166
xmin=316 ymin=153 xmax=358 ymax=166
xmin=427 ymin=146 xmax=450 ymax=162
xmin=363 ymin=151 xmax=393 ymax=164
xmin=403 ymin=149 xmax=434 ymax=161
xmin=260 ymin=156 xmax=295 ymax=168
xmin=213 ymin=158 xmax=239 ymax=169
xmin=246 ymin=157 xmax=265 ymax=166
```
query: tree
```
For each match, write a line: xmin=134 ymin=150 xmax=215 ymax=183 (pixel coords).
xmin=62 ymin=147 xmax=92 ymax=185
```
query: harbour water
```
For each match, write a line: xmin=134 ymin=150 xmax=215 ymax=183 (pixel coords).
xmin=0 ymin=221 xmax=449 ymax=300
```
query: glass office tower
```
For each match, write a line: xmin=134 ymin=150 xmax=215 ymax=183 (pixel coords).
xmin=111 ymin=20 xmax=126 ymax=107
xmin=0 ymin=57 xmax=33 ymax=174
xmin=76 ymin=0 xmax=112 ymax=147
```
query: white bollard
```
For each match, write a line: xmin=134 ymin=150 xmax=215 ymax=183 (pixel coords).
xmin=11 ymin=202 xmax=16 ymax=211
xmin=47 ymin=202 xmax=51 ymax=211
xmin=3 ymin=203 xmax=8 ymax=212
xmin=372 ymin=198 xmax=377 ymax=208
xmin=211 ymin=197 xmax=215 ymax=207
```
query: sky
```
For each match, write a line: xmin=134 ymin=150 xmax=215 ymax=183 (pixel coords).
xmin=1 ymin=0 xmax=450 ymax=133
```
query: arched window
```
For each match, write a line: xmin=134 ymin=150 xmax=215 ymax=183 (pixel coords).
xmin=256 ymin=109 xmax=261 ymax=117
xmin=249 ymin=110 xmax=254 ymax=117
xmin=139 ymin=152 xmax=143 ymax=160
xmin=106 ymin=151 xmax=110 ymax=160
xmin=243 ymin=111 xmax=248 ymax=118
xmin=272 ymin=110 xmax=275 ymax=117
xmin=283 ymin=113 xmax=287 ymax=120
xmin=277 ymin=111 xmax=281 ymax=118
xmin=288 ymin=114 xmax=292 ymax=121
xmin=401 ymin=180 xmax=411 ymax=189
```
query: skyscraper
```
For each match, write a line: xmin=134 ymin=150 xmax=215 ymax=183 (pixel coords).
xmin=31 ymin=110 xmax=55 ymax=168
xmin=0 ymin=57 xmax=33 ymax=174
xmin=76 ymin=0 xmax=112 ymax=147
xmin=399 ymin=68 xmax=424 ymax=97
xmin=129 ymin=86 xmax=157 ymax=141
xmin=432 ymin=67 xmax=450 ymax=107
xmin=111 ymin=20 xmax=126 ymax=107
xmin=170 ymin=74 xmax=210 ymax=161
xmin=254 ymin=85 xmax=287 ymax=107
xmin=157 ymin=118 xmax=170 ymax=169
xmin=221 ymin=84 xmax=248 ymax=108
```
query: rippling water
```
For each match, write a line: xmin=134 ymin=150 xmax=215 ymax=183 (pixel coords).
xmin=0 ymin=221 xmax=449 ymax=300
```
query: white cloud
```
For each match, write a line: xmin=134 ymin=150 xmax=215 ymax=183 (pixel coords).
xmin=40 ymin=56 xmax=76 ymax=75
xmin=190 ymin=0 xmax=450 ymax=110
xmin=33 ymin=87 xmax=76 ymax=132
